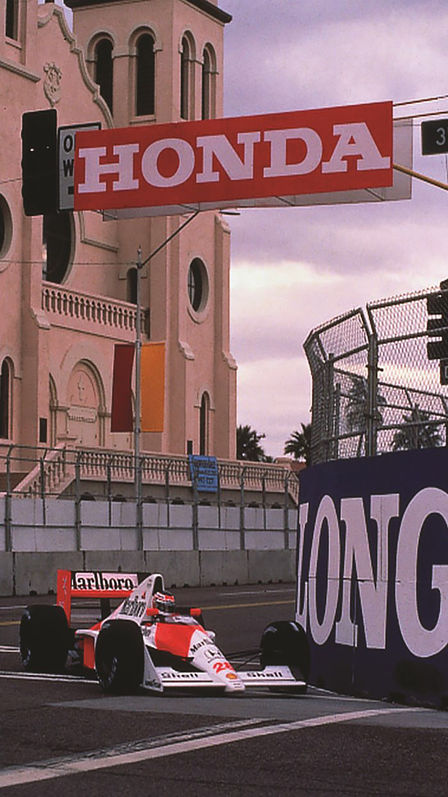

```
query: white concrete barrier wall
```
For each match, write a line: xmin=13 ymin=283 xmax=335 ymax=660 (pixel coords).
xmin=0 ymin=498 xmax=297 ymax=595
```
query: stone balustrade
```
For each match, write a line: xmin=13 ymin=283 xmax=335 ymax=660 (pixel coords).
xmin=1 ymin=446 xmax=299 ymax=504
xmin=41 ymin=283 xmax=143 ymax=335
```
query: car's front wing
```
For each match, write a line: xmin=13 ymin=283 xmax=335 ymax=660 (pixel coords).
xmin=145 ymin=664 xmax=305 ymax=691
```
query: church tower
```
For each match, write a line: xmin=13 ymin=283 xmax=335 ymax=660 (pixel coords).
xmin=65 ymin=0 xmax=236 ymax=458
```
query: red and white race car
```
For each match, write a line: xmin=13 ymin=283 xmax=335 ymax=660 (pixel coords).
xmin=19 ymin=570 xmax=309 ymax=695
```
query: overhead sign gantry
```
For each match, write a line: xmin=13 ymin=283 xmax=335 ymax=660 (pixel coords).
xmin=72 ymin=101 xmax=412 ymax=217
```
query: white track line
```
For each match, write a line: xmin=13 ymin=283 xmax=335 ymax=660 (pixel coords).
xmin=0 ymin=706 xmax=421 ymax=789
xmin=0 ymin=671 xmax=87 ymax=683
xmin=218 ymin=589 xmax=295 ymax=596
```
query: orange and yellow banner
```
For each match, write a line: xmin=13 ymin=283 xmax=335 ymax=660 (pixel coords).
xmin=141 ymin=342 xmax=165 ymax=432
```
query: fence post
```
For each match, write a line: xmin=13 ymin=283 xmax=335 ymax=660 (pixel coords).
xmin=74 ymin=452 xmax=81 ymax=551
xmin=4 ymin=444 xmax=13 ymax=552
xmin=217 ymin=467 xmax=222 ymax=529
xmin=39 ymin=453 xmax=46 ymax=527
xmin=261 ymin=472 xmax=266 ymax=530
xmin=192 ymin=469 xmax=199 ymax=550
xmin=332 ymin=382 xmax=341 ymax=461
xmin=239 ymin=466 xmax=246 ymax=551
xmin=136 ymin=455 xmax=143 ymax=551
xmin=107 ymin=461 xmax=112 ymax=526
xmin=326 ymin=353 xmax=335 ymax=462
xmin=366 ymin=333 xmax=379 ymax=457
xmin=283 ymin=473 xmax=290 ymax=550
xmin=165 ymin=461 xmax=171 ymax=528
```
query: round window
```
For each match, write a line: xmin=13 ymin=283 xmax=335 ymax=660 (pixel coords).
xmin=188 ymin=258 xmax=208 ymax=313
xmin=0 ymin=195 xmax=13 ymax=261
xmin=42 ymin=211 xmax=73 ymax=284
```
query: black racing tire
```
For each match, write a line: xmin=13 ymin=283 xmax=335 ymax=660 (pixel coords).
xmin=20 ymin=605 xmax=70 ymax=673
xmin=260 ymin=620 xmax=309 ymax=693
xmin=95 ymin=620 xmax=144 ymax=694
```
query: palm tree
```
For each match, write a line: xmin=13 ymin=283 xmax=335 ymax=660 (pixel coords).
xmin=344 ymin=375 xmax=386 ymax=456
xmin=345 ymin=376 xmax=386 ymax=432
xmin=346 ymin=377 xmax=367 ymax=432
xmin=236 ymin=424 xmax=270 ymax=461
xmin=284 ymin=423 xmax=312 ymax=465
xmin=392 ymin=405 xmax=443 ymax=451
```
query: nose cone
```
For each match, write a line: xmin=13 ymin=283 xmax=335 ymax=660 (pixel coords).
xmin=223 ymin=675 xmax=246 ymax=693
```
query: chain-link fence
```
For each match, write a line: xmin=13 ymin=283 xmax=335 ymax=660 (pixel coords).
xmin=304 ymin=284 xmax=448 ymax=464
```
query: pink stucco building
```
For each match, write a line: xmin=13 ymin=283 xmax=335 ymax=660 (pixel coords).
xmin=0 ymin=0 xmax=237 ymax=486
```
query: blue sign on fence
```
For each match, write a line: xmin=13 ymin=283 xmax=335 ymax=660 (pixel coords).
xmin=188 ymin=455 xmax=218 ymax=493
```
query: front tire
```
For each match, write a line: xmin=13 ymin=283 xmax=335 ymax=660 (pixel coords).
xmin=260 ymin=620 xmax=309 ymax=693
xmin=95 ymin=620 xmax=144 ymax=694
xmin=20 ymin=605 xmax=69 ymax=673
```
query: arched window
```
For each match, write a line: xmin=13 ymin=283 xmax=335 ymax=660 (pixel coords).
xmin=5 ymin=0 xmax=18 ymax=40
xmin=201 ymin=46 xmax=215 ymax=120
xmin=180 ymin=36 xmax=191 ymax=120
xmin=94 ymin=38 xmax=113 ymax=112
xmin=0 ymin=359 xmax=12 ymax=439
xmin=199 ymin=392 xmax=210 ymax=455
xmin=127 ymin=268 xmax=138 ymax=304
xmin=42 ymin=212 xmax=72 ymax=284
xmin=136 ymin=33 xmax=155 ymax=116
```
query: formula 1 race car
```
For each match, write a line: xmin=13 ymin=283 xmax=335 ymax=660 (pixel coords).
xmin=19 ymin=570 xmax=309 ymax=695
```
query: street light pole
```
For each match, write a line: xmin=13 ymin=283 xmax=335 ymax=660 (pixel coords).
xmin=132 ymin=210 xmax=200 ymax=547
xmin=135 ymin=245 xmax=143 ymax=546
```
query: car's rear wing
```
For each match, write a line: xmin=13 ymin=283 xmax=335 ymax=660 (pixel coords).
xmin=57 ymin=570 xmax=142 ymax=623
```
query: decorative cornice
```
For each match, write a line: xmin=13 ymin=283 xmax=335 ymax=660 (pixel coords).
xmin=222 ymin=350 xmax=237 ymax=370
xmin=30 ymin=307 xmax=51 ymax=330
xmin=65 ymin=0 xmax=232 ymax=24
xmin=0 ymin=57 xmax=40 ymax=82
xmin=184 ymin=0 xmax=232 ymax=23
xmin=178 ymin=340 xmax=195 ymax=360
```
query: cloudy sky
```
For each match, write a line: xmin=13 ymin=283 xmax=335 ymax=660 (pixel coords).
xmin=221 ymin=0 xmax=448 ymax=457
xmin=58 ymin=0 xmax=448 ymax=458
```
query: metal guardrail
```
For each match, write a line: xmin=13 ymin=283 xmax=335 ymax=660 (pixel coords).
xmin=0 ymin=445 xmax=299 ymax=555
xmin=0 ymin=444 xmax=299 ymax=506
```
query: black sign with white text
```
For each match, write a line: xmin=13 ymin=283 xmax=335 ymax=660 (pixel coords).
xmin=422 ymin=119 xmax=448 ymax=155
xmin=297 ymin=448 xmax=448 ymax=707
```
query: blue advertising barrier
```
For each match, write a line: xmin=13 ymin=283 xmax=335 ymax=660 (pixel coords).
xmin=297 ymin=448 xmax=448 ymax=708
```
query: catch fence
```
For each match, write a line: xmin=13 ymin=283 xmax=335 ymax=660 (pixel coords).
xmin=304 ymin=283 xmax=448 ymax=464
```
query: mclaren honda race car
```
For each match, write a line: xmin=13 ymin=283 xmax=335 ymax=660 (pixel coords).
xmin=19 ymin=570 xmax=309 ymax=695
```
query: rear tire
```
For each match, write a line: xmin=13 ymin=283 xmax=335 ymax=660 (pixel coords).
xmin=260 ymin=620 xmax=309 ymax=693
xmin=20 ymin=605 xmax=69 ymax=673
xmin=95 ymin=620 xmax=144 ymax=694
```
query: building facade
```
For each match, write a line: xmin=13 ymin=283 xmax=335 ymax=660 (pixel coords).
xmin=0 ymin=0 xmax=236 ymax=481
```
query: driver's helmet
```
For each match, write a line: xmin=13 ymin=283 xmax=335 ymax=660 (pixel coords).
xmin=152 ymin=590 xmax=176 ymax=614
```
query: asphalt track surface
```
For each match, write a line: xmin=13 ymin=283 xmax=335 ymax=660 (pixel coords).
xmin=1 ymin=583 xmax=448 ymax=796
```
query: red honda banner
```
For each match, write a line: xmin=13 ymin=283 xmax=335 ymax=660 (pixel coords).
xmin=74 ymin=101 xmax=393 ymax=214
xmin=111 ymin=344 xmax=134 ymax=432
